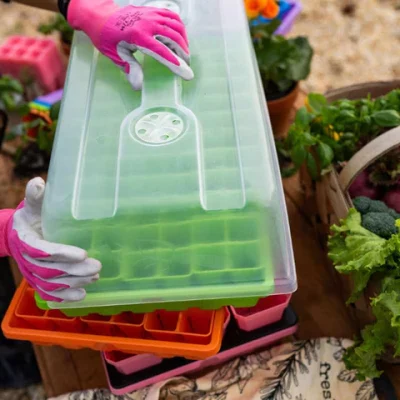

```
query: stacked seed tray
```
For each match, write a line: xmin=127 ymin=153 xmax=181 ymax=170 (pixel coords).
xmin=2 ymin=281 xmax=297 ymax=394
xmin=2 ymin=0 xmax=297 ymax=372
xmin=103 ymin=305 xmax=298 ymax=395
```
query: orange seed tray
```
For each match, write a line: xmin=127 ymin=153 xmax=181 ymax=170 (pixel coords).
xmin=2 ymin=281 xmax=225 ymax=360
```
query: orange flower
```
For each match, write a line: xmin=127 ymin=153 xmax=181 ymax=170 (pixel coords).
xmin=261 ymin=0 xmax=279 ymax=19
xmin=244 ymin=0 xmax=267 ymax=19
xmin=244 ymin=0 xmax=279 ymax=19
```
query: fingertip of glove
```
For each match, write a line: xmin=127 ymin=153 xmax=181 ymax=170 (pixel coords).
xmin=128 ymin=76 xmax=143 ymax=91
xmin=179 ymin=65 xmax=194 ymax=81
xmin=26 ymin=177 xmax=46 ymax=201
xmin=68 ymin=288 xmax=86 ymax=302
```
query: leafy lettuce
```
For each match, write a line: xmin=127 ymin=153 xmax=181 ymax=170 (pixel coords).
xmin=328 ymin=208 xmax=400 ymax=379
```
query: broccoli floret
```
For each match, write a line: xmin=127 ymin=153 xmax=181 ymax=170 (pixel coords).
xmin=353 ymin=196 xmax=400 ymax=218
xmin=369 ymin=200 xmax=393 ymax=214
xmin=361 ymin=212 xmax=397 ymax=239
xmin=387 ymin=208 xmax=400 ymax=220
xmin=353 ymin=197 xmax=372 ymax=214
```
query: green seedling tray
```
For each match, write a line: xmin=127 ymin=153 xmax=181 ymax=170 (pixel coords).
xmin=42 ymin=0 xmax=296 ymax=313
xmin=34 ymin=292 xmax=260 ymax=316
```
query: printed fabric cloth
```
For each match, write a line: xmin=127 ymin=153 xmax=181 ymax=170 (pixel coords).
xmin=50 ymin=338 xmax=378 ymax=400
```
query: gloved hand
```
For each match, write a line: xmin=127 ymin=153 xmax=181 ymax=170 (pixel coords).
xmin=2 ymin=178 xmax=101 ymax=303
xmin=66 ymin=0 xmax=194 ymax=90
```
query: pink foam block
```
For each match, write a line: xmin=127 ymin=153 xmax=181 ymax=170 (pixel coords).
xmin=230 ymin=294 xmax=291 ymax=332
xmin=104 ymin=323 xmax=298 ymax=395
xmin=0 ymin=36 xmax=66 ymax=93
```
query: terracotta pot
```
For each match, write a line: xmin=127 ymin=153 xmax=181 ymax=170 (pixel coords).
xmin=267 ymin=83 xmax=299 ymax=138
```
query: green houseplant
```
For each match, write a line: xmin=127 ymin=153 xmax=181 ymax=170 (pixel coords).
xmin=0 ymin=75 xmax=28 ymax=149
xmin=39 ymin=14 xmax=74 ymax=56
xmin=251 ymin=20 xmax=313 ymax=136
xmin=277 ymin=90 xmax=400 ymax=191
xmin=5 ymin=101 xmax=60 ymax=176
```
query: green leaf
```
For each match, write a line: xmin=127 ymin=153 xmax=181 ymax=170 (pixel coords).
xmin=341 ymin=132 xmax=355 ymax=140
xmin=316 ymin=142 xmax=334 ymax=169
xmin=343 ymin=306 xmax=392 ymax=380
xmin=38 ymin=13 xmax=74 ymax=42
xmin=321 ymin=106 xmax=339 ymax=125
xmin=290 ymin=145 xmax=307 ymax=168
xmin=307 ymin=93 xmax=327 ymax=113
xmin=338 ymin=110 xmax=356 ymax=121
xmin=50 ymin=101 xmax=61 ymax=121
xmin=371 ymin=110 xmax=400 ymax=127
xmin=338 ymin=100 xmax=354 ymax=110
xmin=4 ymin=132 xmax=17 ymax=141
xmin=286 ymin=37 xmax=314 ymax=81
xmin=360 ymin=105 xmax=369 ymax=118
xmin=372 ymin=290 xmax=400 ymax=328
xmin=1 ymin=93 xmax=15 ymax=110
xmin=15 ymin=103 xmax=30 ymax=116
xmin=280 ymin=166 xmax=297 ymax=178
xmin=328 ymin=209 xmax=398 ymax=276
xmin=253 ymin=30 xmax=313 ymax=94
xmin=294 ymin=107 xmax=313 ymax=128
xmin=302 ymin=132 xmax=317 ymax=146
xmin=306 ymin=152 xmax=318 ymax=179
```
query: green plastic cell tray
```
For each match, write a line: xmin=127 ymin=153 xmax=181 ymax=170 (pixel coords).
xmin=41 ymin=0 xmax=296 ymax=313
xmin=34 ymin=292 xmax=260 ymax=316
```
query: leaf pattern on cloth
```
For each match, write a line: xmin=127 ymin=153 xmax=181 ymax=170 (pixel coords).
xmin=326 ymin=337 xmax=347 ymax=362
xmin=67 ymin=388 xmax=150 ymax=400
xmin=51 ymin=339 xmax=379 ymax=400
xmin=338 ymin=369 xmax=358 ymax=383
xmin=210 ymin=356 xmax=259 ymax=394
xmin=259 ymin=340 xmax=319 ymax=400
xmin=355 ymin=381 xmax=376 ymax=400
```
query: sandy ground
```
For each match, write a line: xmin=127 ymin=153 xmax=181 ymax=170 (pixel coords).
xmin=0 ymin=0 xmax=399 ymax=93
xmin=289 ymin=0 xmax=400 ymax=92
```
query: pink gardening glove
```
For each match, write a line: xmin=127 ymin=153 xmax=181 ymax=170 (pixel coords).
xmin=66 ymin=0 xmax=194 ymax=90
xmin=0 ymin=178 xmax=101 ymax=303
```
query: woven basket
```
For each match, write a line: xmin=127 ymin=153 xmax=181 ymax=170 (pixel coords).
xmin=302 ymin=80 xmax=400 ymax=243
xmin=300 ymin=81 xmax=400 ymax=335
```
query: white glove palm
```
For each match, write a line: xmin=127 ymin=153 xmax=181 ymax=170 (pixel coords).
xmin=7 ymin=178 xmax=101 ymax=302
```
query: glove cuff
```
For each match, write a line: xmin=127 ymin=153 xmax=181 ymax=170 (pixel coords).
xmin=66 ymin=0 xmax=119 ymax=47
xmin=0 ymin=209 xmax=14 ymax=257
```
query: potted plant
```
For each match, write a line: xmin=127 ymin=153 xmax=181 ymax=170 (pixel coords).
xmin=250 ymin=20 xmax=313 ymax=136
xmin=0 ymin=75 xmax=29 ymax=149
xmin=5 ymin=101 xmax=60 ymax=176
xmin=277 ymin=87 xmax=400 ymax=209
xmin=38 ymin=14 xmax=74 ymax=57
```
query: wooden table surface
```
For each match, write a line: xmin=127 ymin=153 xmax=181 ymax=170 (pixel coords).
xmin=1 ymin=93 xmax=399 ymax=398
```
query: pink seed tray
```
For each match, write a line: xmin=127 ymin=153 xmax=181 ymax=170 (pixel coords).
xmin=103 ymin=307 xmax=297 ymax=395
xmin=104 ymin=308 xmax=231 ymax=375
xmin=230 ymin=294 xmax=291 ymax=331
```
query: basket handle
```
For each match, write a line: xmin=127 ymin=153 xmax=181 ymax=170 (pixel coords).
xmin=338 ymin=126 xmax=400 ymax=192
